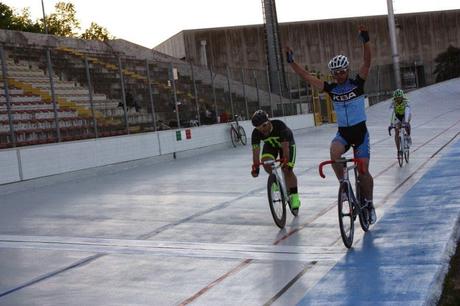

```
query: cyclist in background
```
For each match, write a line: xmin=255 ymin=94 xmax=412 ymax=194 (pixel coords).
xmin=389 ymin=88 xmax=412 ymax=151
xmin=250 ymin=110 xmax=301 ymax=212
xmin=285 ymin=25 xmax=376 ymax=224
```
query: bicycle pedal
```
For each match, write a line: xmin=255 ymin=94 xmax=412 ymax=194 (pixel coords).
xmin=352 ymin=207 xmax=358 ymax=220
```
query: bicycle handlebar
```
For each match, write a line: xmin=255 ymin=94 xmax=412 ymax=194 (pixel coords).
xmin=254 ymin=159 xmax=285 ymax=167
xmin=318 ymin=158 xmax=365 ymax=178
xmin=389 ymin=123 xmax=409 ymax=136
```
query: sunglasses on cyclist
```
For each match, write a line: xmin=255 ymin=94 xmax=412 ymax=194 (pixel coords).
xmin=256 ymin=121 xmax=270 ymax=130
xmin=332 ymin=69 xmax=348 ymax=76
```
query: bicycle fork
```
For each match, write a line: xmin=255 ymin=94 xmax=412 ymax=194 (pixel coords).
xmin=342 ymin=163 xmax=366 ymax=217
xmin=277 ymin=170 xmax=290 ymax=206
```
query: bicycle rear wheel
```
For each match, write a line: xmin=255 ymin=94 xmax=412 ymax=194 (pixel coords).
xmin=267 ymin=174 xmax=286 ymax=228
xmin=338 ymin=182 xmax=354 ymax=248
xmin=358 ymin=198 xmax=370 ymax=233
xmin=397 ymin=139 xmax=404 ymax=167
xmin=237 ymin=126 xmax=247 ymax=145
xmin=230 ymin=126 xmax=238 ymax=147
xmin=404 ymin=140 xmax=410 ymax=163
xmin=356 ymin=185 xmax=370 ymax=232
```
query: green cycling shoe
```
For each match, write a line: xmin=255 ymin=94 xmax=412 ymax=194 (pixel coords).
xmin=290 ymin=193 xmax=301 ymax=209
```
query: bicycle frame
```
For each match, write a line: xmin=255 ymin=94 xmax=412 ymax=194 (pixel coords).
xmin=389 ymin=125 xmax=410 ymax=166
xmin=319 ymin=158 xmax=369 ymax=248
xmin=263 ymin=159 xmax=288 ymax=204
xmin=319 ymin=158 xmax=364 ymax=180
xmin=319 ymin=158 xmax=364 ymax=206
xmin=257 ymin=158 xmax=297 ymax=228
xmin=230 ymin=115 xmax=241 ymax=132
xmin=230 ymin=115 xmax=247 ymax=147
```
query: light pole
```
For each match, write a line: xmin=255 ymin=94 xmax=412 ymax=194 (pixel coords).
xmin=40 ymin=0 xmax=49 ymax=34
xmin=41 ymin=0 xmax=61 ymax=141
xmin=387 ymin=0 xmax=402 ymax=89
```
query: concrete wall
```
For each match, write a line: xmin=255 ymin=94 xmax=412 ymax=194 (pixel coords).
xmin=0 ymin=29 xmax=183 ymax=65
xmin=0 ymin=114 xmax=314 ymax=185
xmin=154 ymin=32 xmax=186 ymax=59
xmin=159 ymin=10 xmax=460 ymax=86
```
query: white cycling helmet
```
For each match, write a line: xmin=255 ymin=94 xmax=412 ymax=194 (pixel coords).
xmin=328 ymin=55 xmax=349 ymax=71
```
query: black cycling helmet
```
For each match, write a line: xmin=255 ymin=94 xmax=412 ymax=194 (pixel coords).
xmin=251 ymin=110 xmax=269 ymax=127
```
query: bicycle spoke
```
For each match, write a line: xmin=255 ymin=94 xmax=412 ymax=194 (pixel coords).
xmin=267 ymin=174 xmax=286 ymax=228
xmin=338 ymin=183 xmax=354 ymax=248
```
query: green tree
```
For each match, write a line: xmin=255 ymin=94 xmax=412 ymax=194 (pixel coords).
xmin=81 ymin=22 xmax=114 ymax=41
xmin=0 ymin=3 xmax=41 ymax=32
xmin=0 ymin=3 xmax=15 ymax=29
xmin=44 ymin=2 xmax=80 ymax=37
xmin=1 ymin=2 xmax=114 ymax=41
xmin=433 ymin=45 xmax=460 ymax=83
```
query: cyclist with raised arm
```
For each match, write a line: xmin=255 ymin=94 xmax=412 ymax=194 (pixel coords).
xmin=250 ymin=110 xmax=301 ymax=212
xmin=285 ymin=25 xmax=376 ymax=224
xmin=389 ymin=88 xmax=412 ymax=151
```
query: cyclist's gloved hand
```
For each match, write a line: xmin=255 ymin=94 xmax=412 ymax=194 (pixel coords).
xmin=285 ymin=48 xmax=294 ymax=63
xmin=358 ymin=25 xmax=370 ymax=43
xmin=251 ymin=164 xmax=260 ymax=177
xmin=388 ymin=125 xmax=393 ymax=136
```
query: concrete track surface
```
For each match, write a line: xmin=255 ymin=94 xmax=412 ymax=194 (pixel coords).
xmin=0 ymin=78 xmax=459 ymax=305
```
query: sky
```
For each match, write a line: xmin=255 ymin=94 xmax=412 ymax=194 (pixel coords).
xmin=3 ymin=0 xmax=460 ymax=48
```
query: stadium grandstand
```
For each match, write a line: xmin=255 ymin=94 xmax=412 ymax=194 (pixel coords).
xmin=1 ymin=29 xmax=292 ymax=149
xmin=1 ymin=9 xmax=459 ymax=150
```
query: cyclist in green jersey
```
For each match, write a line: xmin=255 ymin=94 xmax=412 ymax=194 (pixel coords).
xmin=389 ymin=89 xmax=412 ymax=150
xmin=250 ymin=110 xmax=301 ymax=211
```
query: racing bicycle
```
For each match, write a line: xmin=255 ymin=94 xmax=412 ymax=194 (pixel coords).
xmin=319 ymin=158 xmax=371 ymax=248
xmin=230 ymin=115 xmax=247 ymax=147
xmin=389 ymin=124 xmax=410 ymax=167
xmin=260 ymin=159 xmax=298 ymax=229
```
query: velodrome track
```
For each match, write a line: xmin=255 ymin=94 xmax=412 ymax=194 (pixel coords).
xmin=0 ymin=78 xmax=459 ymax=305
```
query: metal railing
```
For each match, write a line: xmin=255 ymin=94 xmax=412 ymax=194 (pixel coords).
xmin=0 ymin=43 xmax=423 ymax=149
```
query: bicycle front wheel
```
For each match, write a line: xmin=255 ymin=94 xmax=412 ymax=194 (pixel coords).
xmin=267 ymin=174 xmax=286 ymax=229
xmin=230 ymin=126 xmax=238 ymax=147
xmin=237 ymin=126 xmax=247 ymax=145
xmin=338 ymin=182 xmax=354 ymax=248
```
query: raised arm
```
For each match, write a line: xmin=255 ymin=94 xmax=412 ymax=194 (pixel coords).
xmin=285 ymin=47 xmax=324 ymax=91
xmin=358 ymin=25 xmax=371 ymax=79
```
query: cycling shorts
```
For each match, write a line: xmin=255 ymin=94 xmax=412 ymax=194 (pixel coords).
xmin=261 ymin=144 xmax=297 ymax=169
xmin=333 ymin=121 xmax=370 ymax=158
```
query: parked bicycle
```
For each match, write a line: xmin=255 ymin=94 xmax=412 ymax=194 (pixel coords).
xmin=319 ymin=158 xmax=371 ymax=248
xmin=389 ymin=124 xmax=410 ymax=167
xmin=230 ymin=115 xmax=247 ymax=147
xmin=258 ymin=159 xmax=298 ymax=229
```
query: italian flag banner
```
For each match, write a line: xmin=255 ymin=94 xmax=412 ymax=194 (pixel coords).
xmin=176 ymin=129 xmax=192 ymax=141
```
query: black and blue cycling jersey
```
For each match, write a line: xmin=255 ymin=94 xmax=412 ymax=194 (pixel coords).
xmin=251 ymin=119 xmax=297 ymax=167
xmin=323 ymin=74 xmax=367 ymax=127
xmin=251 ymin=120 xmax=294 ymax=148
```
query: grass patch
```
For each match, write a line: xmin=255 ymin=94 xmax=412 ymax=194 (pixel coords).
xmin=438 ymin=239 xmax=460 ymax=305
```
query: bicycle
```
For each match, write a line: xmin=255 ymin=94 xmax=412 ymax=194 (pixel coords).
xmin=230 ymin=115 xmax=247 ymax=147
xmin=388 ymin=123 xmax=410 ymax=167
xmin=319 ymin=158 xmax=371 ymax=248
xmin=258 ymin=159 xmax=298 ymax=229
